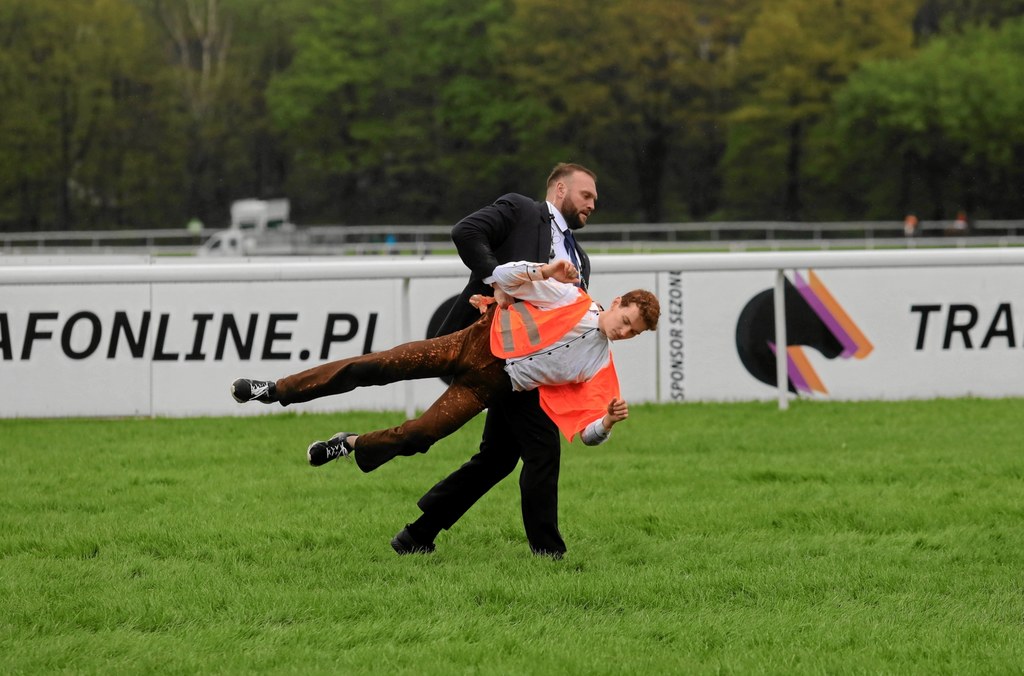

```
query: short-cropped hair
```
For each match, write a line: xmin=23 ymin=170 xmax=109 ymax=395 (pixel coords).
xmin=547 ymin=163 xmax=597 ymax=188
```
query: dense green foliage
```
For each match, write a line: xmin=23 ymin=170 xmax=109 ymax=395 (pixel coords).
xmin=2 ymin=399 xmax=1023 ymax=672
xmin=1 ymin=0 xmax=1022 ymax=230
xmin=832 ymin=18 xmax=1024 ymax=219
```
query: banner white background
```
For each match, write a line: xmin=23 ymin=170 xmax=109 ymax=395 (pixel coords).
xmin=2 ymin=259 xmax=1022 ymax=418
xmin=0 ymin=271 xmax=661 ymax=418
xmin=660 ymin=267 xmax=1024 ymax=402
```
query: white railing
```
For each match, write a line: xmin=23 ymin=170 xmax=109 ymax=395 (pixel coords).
xmin=4 ymin=247 xmax=1022 ymax=284
xmin=5 ymin=248 xmax=1024 ymax=413
xmin=4 ymin=220 xmax=1024 ymax=256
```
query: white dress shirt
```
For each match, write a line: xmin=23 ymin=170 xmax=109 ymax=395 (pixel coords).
xmin=547 ymin=201 xmax=578 ymax=265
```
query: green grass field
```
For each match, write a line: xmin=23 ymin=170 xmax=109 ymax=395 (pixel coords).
xmin=2 ymin=399 xmax=1022 ymax=674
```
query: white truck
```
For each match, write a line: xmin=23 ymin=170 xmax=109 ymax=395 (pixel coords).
xmin=199 ymin=199 xmax=298 ymax=256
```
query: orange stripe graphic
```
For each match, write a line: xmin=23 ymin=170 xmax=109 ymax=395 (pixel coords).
xmin=787 ymin=346 xmax=828 ymax=394
xmin=808 ymin=270 xmax=874 ymax=359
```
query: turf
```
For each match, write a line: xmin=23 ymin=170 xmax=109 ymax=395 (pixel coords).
xmin=2 ymin=399 xmax=1022 ymax=674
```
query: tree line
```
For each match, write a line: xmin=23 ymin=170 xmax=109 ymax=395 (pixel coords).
xmin=2 ymin=0 xmax=1022 ymax=232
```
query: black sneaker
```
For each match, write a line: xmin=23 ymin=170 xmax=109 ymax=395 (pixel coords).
xmin=231 ymin=378 xmax=277 ymax=404
xmin=391 ymin=525 xmax=436 ymax=555
xmin=307 ymin=432 xmax=356 ymax=467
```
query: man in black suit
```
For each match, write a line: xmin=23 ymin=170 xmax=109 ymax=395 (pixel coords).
xmin=391 ymin=163 xmax=597 ymax=558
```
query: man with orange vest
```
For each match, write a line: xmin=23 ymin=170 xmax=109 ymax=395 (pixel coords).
xmin=231 ymin=257 xmax=660 ymax=477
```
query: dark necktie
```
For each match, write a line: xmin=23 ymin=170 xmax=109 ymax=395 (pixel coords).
xmin=563 ymin=228 xmax=585 ymax=289
xmin=563 ymin=228 xmax=581 ymax=270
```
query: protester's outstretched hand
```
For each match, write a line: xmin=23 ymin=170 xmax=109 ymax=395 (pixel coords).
xmin=602 ymin=397 xmax=629 ymax=429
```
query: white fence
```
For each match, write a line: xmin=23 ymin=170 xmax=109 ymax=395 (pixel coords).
xmin=3 ymin=249 xmax=1024 ymax=418
xmin=5 ymin=247 xmax=1023 ymax=283
xmin=5 ymin=221 xmax=1024 ymax=256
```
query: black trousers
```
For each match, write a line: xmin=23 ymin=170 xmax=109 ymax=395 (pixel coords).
xmin=416 ymin=388 xmax=566 ymax=556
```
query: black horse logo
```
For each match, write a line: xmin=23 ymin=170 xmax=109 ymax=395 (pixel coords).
xmin=736 ymin=272 xmax=869 ymax=394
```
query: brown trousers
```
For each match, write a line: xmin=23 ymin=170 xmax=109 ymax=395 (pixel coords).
xmin=275 ymin=306 xmax=510 ymax=472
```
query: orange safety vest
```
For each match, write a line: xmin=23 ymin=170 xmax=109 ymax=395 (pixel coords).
xmin=539 ymin=356 xmax=620 ymax=443
xmin=489 ymin=289 xmax=593 ymax=358
xmin=487 ymin=290 xmax=619 ymax=442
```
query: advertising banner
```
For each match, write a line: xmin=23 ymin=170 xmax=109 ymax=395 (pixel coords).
xmin=0 ymin=272 xmax=661 ymax=418
xmin=2 ymin=278 xmax=439 ymax=417
xmin=3 ymin=261 xmax=1021 ymax=418
xmin=660 ymin=266 xmax=1024 ymax=402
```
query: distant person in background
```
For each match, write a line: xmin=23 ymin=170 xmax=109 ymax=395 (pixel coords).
xmin=903 ymin=213 xmax=919 ymax=237
xmin=949 ymin=210 xmax=969 ymax=235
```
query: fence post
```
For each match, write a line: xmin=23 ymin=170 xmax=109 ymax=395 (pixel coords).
xmin=774 ymin=268 xmax=789 ymax=410
xmin=402 ymin=276 xmax=415 ymax=419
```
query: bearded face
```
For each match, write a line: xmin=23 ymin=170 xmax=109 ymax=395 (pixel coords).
xmin=559 ymin=175 xmax=596 ymax=230
xmin=560 ymin=200 xmax=587 ymax=231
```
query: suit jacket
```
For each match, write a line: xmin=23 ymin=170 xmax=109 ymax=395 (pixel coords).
xmin=436 ymin=193 xmax=592 ymax=337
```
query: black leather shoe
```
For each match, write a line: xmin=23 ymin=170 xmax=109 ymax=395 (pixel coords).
xmin=391 ymin=525 xmax=436 ymax=555
xmin=230 ymin=378 xmax=277 ymax=404
xmin=307 ymin=432 xmax=356 ymax=467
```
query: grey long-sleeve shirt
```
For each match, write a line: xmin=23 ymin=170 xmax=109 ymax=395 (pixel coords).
xmin=490 ymin=261 xmax=613 ymax=445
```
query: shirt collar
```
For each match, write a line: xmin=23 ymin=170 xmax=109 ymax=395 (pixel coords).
xmin=546 ymin=201 xmax=570 ymax=234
